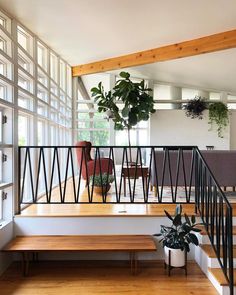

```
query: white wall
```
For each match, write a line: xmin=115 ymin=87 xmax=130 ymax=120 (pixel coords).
xmin=230 ymin=110 xmax=236 ymax=150
xmin=0 ymin=222 xmax=13 ymax=275
xmin=150 ymin=110 xmax=230 ymax=150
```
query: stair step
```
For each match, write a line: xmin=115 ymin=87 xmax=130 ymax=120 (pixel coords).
xmin=200 ymin=244 xmax=236 ymax=258
xmin=199 ymin=226 xmax=236 ymax=236
xmin=208 ymin=268 xmax=236 ymax=286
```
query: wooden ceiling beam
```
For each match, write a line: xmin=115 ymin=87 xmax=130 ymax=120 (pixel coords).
xmin=72 ymin=29 xmax=236 ymax=77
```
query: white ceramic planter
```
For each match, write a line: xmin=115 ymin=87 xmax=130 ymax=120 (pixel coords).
xmin=164 ymin=246 xmax=185 ymax=267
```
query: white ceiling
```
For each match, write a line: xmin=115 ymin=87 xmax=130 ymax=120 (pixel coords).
xmin=0 ymin=0 xmax=235 ymax=93
xmin=0 ymin=0 xmax=236 ymax=66
xmin=108 ymin=48 xmax=236 ymax=94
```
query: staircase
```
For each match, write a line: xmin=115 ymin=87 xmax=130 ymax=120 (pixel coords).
xmin=196 ymin=220 xmax=236 ymax=295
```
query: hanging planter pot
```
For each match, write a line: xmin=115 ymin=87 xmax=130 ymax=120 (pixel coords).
xmin=183 ymin=96 xmax=208 ymax=119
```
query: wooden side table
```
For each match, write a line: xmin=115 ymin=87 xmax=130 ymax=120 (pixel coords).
xmin=121 ymin=166 xmax=149 ymax=196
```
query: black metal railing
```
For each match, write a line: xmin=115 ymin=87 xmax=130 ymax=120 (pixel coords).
xmin=195 ymin=147 xmax=234 ymax=295
xmin=18 ymin=145 xmax=233 ymax=294
xmin=18 ymin=145 xmax=197 ymax=207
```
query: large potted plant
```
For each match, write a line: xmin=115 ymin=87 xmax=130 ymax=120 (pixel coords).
xmin=89 ymin=173 xmax=114 ymax=194
xmin=154 ymin=205 xmax=201 ymax=268
xmin=91 ymin=72 xmax=156 ymax=163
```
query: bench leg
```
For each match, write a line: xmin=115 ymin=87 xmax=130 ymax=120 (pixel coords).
xmin=32 ymin=252 xmax=39 ymax=262
xmin=21 ymin=252 xmax=30 ymax=276
xmin=130 ymin=252 xmax=138 ymax=275
xmin=21 ymin=252 xmax=25 ymax=276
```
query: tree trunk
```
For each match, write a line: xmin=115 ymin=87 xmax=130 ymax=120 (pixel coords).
xmin=127 ymin=128 xmax=132 ymax=164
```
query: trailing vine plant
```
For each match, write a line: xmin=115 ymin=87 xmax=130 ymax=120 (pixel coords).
xmin=183 ymin=96 xmax=208 ymax=119
xmin=208 ymin=102 xmax=229 ymax=138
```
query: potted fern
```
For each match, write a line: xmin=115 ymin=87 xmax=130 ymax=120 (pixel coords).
xmin=89 ymin=173 xmax=114 ymax=194
xmin=154 ymin=205 xmax=201 ymax=268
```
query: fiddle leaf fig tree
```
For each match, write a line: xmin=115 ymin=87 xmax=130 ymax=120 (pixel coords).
xmin=91 ymin=72 xmax=156 ymax=152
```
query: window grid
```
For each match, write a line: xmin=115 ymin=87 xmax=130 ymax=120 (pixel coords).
xmin=0 ymin=8 xmax=73 ymax=222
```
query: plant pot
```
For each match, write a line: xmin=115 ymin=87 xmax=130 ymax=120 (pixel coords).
xmin=93 ymin=184 xmax=111 ymax=194
xmin=164 ymin=246 xmax=185 ymax=267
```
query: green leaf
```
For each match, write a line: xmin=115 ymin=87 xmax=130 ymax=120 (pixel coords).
xmin=191 ymin=215 xmax=196 ymax=224
xmin=91 ymin=87 xmax=100 ymax=93
xmin=184 ymin=213 xmax=191 ymax=225
xmin=173 ymin=214 xmax=182 ymax=226
xmin=153 ymin=233 xmax=162 ymax=237
xmin=188 ymin=233 xmax=199 ymax=246
xmin=119 ymin=71 xmax=130 ymax=79
xmin=128 ymin=112 xmax=138 ymax=126
xmin=164 ymin=210 xmax=173 ymax=221
xmin=121 ymin=107 xmax=129 ymax=118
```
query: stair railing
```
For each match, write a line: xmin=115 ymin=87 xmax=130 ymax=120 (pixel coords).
xmin=195 ymin=147 xmax=234 ymax=295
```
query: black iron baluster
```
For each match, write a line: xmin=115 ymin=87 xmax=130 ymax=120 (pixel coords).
xmin=34 ymin=148 xmax=43 ymax=203
xmin=180 ymin=148 xmax=188 ymax=202
xmin=104 ymin=147 xmax=112 ymax=203
xmin=27 ymin=148 xmax=35 ymax=203
xmin=132 ymin=148 xmax=139 ymax=203
xmin=118 ymin=147 xmax=126 ymax=202
xmin=90 ymin=147 xmax=98 ymax=203
xmin=160 ymin=148 xmax=167 ymax=203
xmin=55 ymin=148 xmax=63 ymax=203
xmin=166 ymin=149 xmax=174 ymax=202
xmin=76 ymin=146 xmax=83 ymax=203
xmin=146 ymin=148 xmax=153 ymax=204
xmin=110 ymin=148 xmax=118 ymax=203
xmin=188 ymin=149 xmax=194 ymax=203
xmin=69 ymin=148 xmax=76 ymax=203
xmin=138 ymin=147 xmax=146 ymax=203
xmin=18 ymin=147 xmax=22 ymax=213
xmin=20 ymin=147 xmax=28 ymax=204
xmin=41 ymin=148 xmax=49 ymax=203
xmin=97 ymin=147 xmax=106 ymax=203
xmin=83 ymin=146 xmax=91 ymax=203
xmin=62 ymin=148 xmax=71 ymax=203
xmin=152 ymin=147 xmax=160 ymax=201
xmin=124 ymin=147 xmax=132 ymax=203
xmin=48 ymin=148 xmax=56 ymax=203
xmin=174 ymin=148 xmax=181 ymax=203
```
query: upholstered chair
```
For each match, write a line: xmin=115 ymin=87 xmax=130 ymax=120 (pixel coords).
xmin=75 ymin=141 xmax=113 ymax=185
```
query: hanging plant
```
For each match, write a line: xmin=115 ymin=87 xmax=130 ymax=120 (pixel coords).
xmin=208 ymin=102 xmax=229 ymax=138
xmin=183 ymin=96 xmax=208 ymax=119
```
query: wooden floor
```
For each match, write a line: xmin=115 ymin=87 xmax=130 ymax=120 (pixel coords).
xmin=19 ymin=203 xmax=196 ymax=217
xmin=208 ymin=268 xmax=236 ymax=286
xmin=201 ymin=244 xmax=236 ymax=258
xmin=0 ymin=261 xmax=218 ymax=295
xmin=19 ymin=177 xmax=236 ymax=217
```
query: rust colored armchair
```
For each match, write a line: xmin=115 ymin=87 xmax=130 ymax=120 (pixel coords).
xmin=75 ymin=141 xmax=113 ymax=185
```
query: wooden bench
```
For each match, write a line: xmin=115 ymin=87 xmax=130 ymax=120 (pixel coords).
xmin=2 ymin=235 xmax=157 ymax=276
